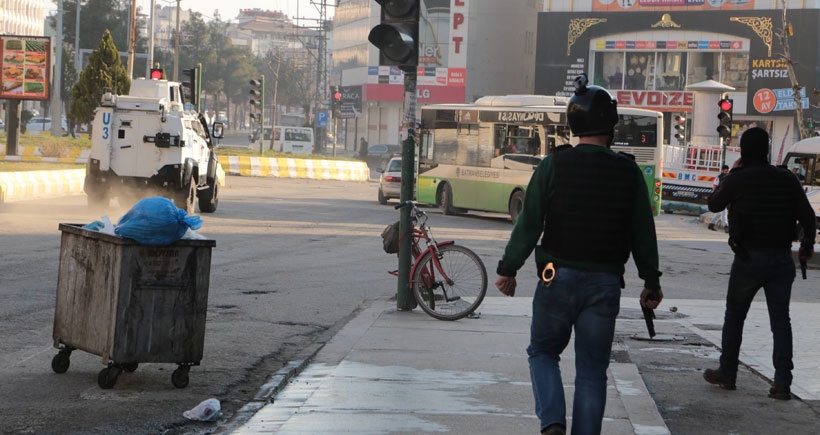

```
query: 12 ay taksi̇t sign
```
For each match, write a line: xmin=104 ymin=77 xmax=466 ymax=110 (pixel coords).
xmin=0 ymin=35 xmax=50 ymax=101
xmin=752 ymin=87 xmax=808 ymax=114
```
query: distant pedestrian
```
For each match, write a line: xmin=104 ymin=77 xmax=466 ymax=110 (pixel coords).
xmin=359 ymin=137 xmax=369 ymax=160
xmin=704 ymin=127 xmax=815 ymax=400
xmin=708 ymin=165 xmax=730 ymax=231
xmin=495 ymin=74 xmax=663 ymax=435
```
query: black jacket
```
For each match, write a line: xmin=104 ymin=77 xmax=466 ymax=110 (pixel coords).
xmin=708 ymin=163 xmax=815 ymax=250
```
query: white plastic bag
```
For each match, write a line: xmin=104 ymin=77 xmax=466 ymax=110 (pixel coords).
xmin=183 ymin=398 xmax=220 ymax=422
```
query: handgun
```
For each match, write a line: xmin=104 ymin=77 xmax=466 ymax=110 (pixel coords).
xmin=641 ymin=290 xmax=660 ymax=338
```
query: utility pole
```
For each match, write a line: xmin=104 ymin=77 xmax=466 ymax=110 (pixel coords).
xmin=295 ymin=0 xmax=335 ymax=153
xmin=148 ymin=0 xmax=156 ymax=77
xmin=173 ymin=0 xmax=181 ymax=81
xmin=127 ymin=0 xmax=137 ymax=78
xmin=51 ymin=0 xmax=64 ymax=138
xmin=269 ymin=52 xmax=281 ymax=152
xmin=74 ymin=0 xmax=81 ymax=72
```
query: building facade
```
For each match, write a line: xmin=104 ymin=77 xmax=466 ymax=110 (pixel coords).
xmin=332 ymin=0 xmax=541 ymax=149
xmin=0 ymin=0 xmax=45 ymax=36
xmin=536 ymin=0 xmax=820 ymax=156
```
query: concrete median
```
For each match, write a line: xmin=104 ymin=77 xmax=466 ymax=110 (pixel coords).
xmin=0 ymin=147 xmax=368 ymax=203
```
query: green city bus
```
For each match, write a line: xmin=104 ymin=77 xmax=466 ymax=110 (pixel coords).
xmin=416 ymin=95 xmax=663 ymax=222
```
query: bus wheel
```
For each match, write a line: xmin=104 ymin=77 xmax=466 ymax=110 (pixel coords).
xmin=440 ymin=183 xmax=458 ymax=215
xmin=509 ymin=190 xmax=525 ymax=224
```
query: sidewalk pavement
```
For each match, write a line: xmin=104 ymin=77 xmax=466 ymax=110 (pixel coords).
xmin=225 ymin=295 xmax=820 ymax=434
xmin=229 ymin=297 xmax=670 ymax=435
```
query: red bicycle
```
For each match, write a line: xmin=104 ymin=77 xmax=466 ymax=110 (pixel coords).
xmin=385 ymin=201 xmax=487 ymax=321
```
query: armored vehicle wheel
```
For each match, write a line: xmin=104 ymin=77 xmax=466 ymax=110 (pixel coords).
xmin=172 ymin=365 xmax=190 ymax=388
xmin=197 ymin=180 xmax=218 ymax=213
xmin=175 ymin=178 xmax=197 ymax=215
xmin=98 ymin=366 xmax=122 ymax=389
xmin=51 ymin=351 xmax=71 ymax=374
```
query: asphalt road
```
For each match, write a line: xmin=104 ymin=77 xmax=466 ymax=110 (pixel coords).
xmin=0 ymin=177 xmax=817 ymax=434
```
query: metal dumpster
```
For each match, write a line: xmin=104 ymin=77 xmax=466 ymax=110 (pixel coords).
xmin=51 ymin=223 xmax=216 ymax=389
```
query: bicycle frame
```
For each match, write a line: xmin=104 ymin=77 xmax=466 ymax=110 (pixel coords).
xmin=387 ymin=200 xmax=489 ymax=321
xmin=407 ymin=221 xmax=456 ymax=292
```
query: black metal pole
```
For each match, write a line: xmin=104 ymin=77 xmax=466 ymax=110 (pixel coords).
xmin=396 ymin=68 xmax=417 ymax=310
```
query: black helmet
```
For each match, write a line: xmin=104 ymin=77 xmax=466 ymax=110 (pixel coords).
xmin=567 ymin=74 xmax=619 ymax=137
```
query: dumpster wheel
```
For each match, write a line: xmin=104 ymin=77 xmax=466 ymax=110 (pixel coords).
xmin=121 ymin=362 xmax=138 ymax=372
xmin=98 ymin=365 xmax=122 ymax=389
xmin=51 ymin=349 xmax=72 ymax=374
xmin=172 ymin=365 xmax=190 ymax=388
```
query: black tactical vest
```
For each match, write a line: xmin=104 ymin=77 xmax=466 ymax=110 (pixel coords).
xmin=728 ymin=165 xmax=804 ymax=249
xmin=541 ymin=147 xmax=641 ymax=264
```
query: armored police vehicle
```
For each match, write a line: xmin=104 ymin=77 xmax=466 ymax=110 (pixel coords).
xmin=84 ymin=76 xmax=223 ymax=214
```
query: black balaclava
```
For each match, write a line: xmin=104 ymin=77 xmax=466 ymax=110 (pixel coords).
xmin=739 ymin=127 xmax=769 ymax=164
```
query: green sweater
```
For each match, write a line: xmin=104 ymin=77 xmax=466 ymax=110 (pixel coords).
xmin=499 ymin=144 xmax=662 ymax=291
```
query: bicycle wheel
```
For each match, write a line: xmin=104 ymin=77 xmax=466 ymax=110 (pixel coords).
xmin=412 ymin=244 xmax=487 ymax=321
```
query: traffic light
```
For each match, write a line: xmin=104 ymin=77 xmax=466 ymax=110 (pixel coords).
xmin=249 ymin=76 xmax=265 ymax=124
xmin=368 ymin=0 xmax=419 ymax=70
xmin=181 ymin=66 xmax=199 ymax=108
xmin=149 ymin=67 xmax=163 ymax=80
xmin=332 ymin=86 xmax=342 ymax=116
xmin=674 ymin=115 xmax=686 ymax=144
xmin=717 ymin=97 xmax=733 ymax=139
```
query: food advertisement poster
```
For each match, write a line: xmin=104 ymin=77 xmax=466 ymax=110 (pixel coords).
xmin=1 ymin=35 xmax=50 ymax=100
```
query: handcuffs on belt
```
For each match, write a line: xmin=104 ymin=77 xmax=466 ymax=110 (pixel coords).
xmin=541 ymin=262 xmax=556 ymax=286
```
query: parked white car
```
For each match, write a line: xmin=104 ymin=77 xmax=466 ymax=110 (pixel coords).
xmin=26 ymin=117 xmax=67 ymax=132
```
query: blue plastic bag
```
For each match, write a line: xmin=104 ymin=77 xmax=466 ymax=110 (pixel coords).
xmin=115 ymin=197 xmax=202 ymax=245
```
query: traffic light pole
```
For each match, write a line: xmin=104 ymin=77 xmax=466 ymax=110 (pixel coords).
xmin=396 ymin=68 xmax=417 ymax=311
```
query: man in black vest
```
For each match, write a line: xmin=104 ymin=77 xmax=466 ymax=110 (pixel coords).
xmin=703 ymin=127 xmax=815 ymax=400
xmin=495 ymin=74 xmax=663 ymax=435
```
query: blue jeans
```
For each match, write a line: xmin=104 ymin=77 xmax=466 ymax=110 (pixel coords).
xmin=527 ymin=268 xmax=621 ymax=435
xmin=719 ymin=249 xmax=795 ymax=386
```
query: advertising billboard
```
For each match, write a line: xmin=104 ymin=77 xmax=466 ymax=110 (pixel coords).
xmin=1 ymin=35 xmax=51 ymax=101
xmin=535 ymin=10 xmax=820 ymax=116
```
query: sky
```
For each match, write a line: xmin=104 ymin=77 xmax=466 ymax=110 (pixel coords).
xmin=136 ymin=0 xmax=328 ymax=22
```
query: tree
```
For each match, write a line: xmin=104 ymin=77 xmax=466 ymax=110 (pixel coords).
xmin=70 ymin=29 xmax=131 ymax=128
xmin=49 ymin=0 xmax=146 ymax=70
xmin=259 ymin=50 xmax=315 ymax=118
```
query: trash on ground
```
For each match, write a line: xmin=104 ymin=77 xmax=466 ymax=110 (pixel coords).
xmin=183 ymin=398 xmax=221 ymax=422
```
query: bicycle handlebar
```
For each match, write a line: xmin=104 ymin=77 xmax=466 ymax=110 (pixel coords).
xmin=394 ymin=200 xmax=412 ymax=210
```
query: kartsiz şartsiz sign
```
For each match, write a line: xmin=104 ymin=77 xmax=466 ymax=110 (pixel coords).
xmin=1 ymin=35 xmax=50 ymax=101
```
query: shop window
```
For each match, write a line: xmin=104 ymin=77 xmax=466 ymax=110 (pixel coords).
xmin=625 ymin=52 xmax=654 ymax=90
xmin=721 ymin=52 xmax=749 ymax=92
xmin=687 ymin=52 xmax=719 ymax=85
xmin=656 ymin=52 xmax=687 ymax=90
xmin=594 ymin=52 xmax=625 ymax=90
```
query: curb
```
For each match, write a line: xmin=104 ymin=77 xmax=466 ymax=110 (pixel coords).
xmin=217 ymin=155 xmax=369 ymax=181
xmin=0 ymin=152 xmax=370 ymax=203
xmin=0 ymin=169 xmax=85 ymax=203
